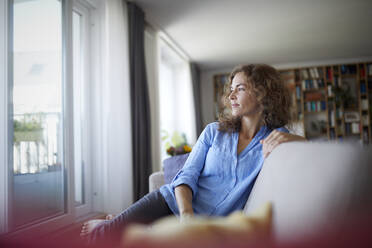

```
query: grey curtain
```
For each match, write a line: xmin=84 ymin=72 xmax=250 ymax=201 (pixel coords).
xmin=127 ymin=2 xmax=152 ymax=201
xmin=190 ymin=62 xmax=203 ymax=136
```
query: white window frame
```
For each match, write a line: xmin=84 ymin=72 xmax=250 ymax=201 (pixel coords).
xmin=0 ymin=0 xmax=10 ymax=234
xmin=1 ymin=0 xmax=75 ymax=236
xmin=73 ymin=0 xmax=93 ymax=218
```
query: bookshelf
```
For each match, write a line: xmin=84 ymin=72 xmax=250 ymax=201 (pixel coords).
xmin=212 ymin=61 xmax=372 ymax=144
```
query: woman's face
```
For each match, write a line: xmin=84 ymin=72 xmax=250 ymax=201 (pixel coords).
xmin=229 ymin=72 xmax=262 ymax=118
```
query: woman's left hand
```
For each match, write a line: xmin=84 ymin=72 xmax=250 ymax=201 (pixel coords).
xmin=260 ymin=131 xmax=306 ymax=158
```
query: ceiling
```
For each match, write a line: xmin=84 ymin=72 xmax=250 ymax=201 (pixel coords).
xmin=133 ymin=0 xmax=372 ymax=70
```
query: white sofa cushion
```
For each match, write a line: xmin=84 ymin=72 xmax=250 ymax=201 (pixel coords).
xmin=149 ymin=171 xmax=165 ymax=193
xmin=244 ymin=142 xmax=372 ymax=243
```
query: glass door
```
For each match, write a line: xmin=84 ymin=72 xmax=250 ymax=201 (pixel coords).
xmin=11 ymin=0 xmax=65 ymax=228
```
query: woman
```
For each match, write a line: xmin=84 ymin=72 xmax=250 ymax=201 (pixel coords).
xmin=81 ymin=64 xmax=306 ymax=245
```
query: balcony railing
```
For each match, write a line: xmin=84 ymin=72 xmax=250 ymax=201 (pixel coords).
xmin=13 ymin=112 xmax=62 ymax=174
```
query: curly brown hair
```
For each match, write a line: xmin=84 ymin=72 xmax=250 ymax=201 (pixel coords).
xmin=218 ymin=64 xmax=292 ymax=132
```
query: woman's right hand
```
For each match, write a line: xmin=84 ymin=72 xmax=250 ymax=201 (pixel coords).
xmin=175 ymin=184 xmax=194 ymax=222
xmin=180 ymin=210 xmax=194 ymax=223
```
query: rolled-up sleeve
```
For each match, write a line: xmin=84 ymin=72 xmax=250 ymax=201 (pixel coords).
xmin=171 ymin=123 xmax=214 ymax=198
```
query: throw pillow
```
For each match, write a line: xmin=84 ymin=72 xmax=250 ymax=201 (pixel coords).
xmin=163 ymin=153 xmax=189 ymax=184
xmin=122 ymin=202 xmax=273 ymax=248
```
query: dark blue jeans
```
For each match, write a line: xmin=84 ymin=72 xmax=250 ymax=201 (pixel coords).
xmin=88 ymin=189 xmax=173 ymax=247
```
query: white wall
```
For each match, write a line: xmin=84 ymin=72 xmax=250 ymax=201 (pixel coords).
xmin=200 ymin=67 xmax=233 ymax=127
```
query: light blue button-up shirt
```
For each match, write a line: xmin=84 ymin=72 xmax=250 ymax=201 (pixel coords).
xmin=160 ymin=122 xmax=288 ymax=216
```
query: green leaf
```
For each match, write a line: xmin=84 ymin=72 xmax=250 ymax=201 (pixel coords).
xmin=171 ymin=131 xmax=185 ymax=147
xmin=164 ymin=141 xmax=171 ymax=150
xmin=161 ymin=130 xmax=169 ymax=141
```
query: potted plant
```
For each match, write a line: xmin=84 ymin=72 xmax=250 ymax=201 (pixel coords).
xmin=13 ymin=117 xmax=44 ymax=143
xmin=162 ymin=130 xmax=192 ymax=156
xmin=333 ymin=85 xmax=355 ymax=109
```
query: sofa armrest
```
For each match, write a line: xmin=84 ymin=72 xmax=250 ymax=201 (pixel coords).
xmin=149 ymin=171 xmax=165 ymax=192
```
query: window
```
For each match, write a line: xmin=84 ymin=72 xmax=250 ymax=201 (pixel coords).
xmin=0 ymin=0 xmax=94 ymax=234
xmin=158 ymin=38 xmax=197 ymax=162
xmin=11 ymin=0 xmax=65 ymax=229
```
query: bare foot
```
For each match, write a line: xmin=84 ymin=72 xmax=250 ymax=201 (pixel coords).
xmin=106 ymin=214 xmax=114 ymax=220
xmin=80 ymin=219 xmax=105 ymax=238
xmin=80 ymin=214 xmax=115 ymax=238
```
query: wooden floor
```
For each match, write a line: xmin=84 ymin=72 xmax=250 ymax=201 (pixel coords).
xmin=0 ymin=213 xmax=107 ymax=247
xmin=44 ymin=213 xmax=107 ymax=246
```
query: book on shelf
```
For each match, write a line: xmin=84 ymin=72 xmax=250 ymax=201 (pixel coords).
xmin=361 ymin=99 xmax=369 ymax=110
xmin=312 ymin=80 xmax=316 ymax=89
xmin=334 ymin=76 xmax=339 ymax=87
xmin=329 ymin=110 xmax=335 ymax=127
xmin=351 ymin=122 xmax=360 ymax=134
xmin=315 ymin=68 xmax=320 ymax=78
xmin=345 ymin=123 xmax=351 ymax=135
xmin=321 ymin=101 xmax=326 ymax=110
xmin=301 ymin=69 xmax=309 ymax=79
xmin=360 ymin=82 xmax=366 ymax=93
xmin=308 ymin=68 xmax=313 ymax=78
xmin=362 ymin=115 xmax=369 ymax=126
xmin=305 ymin=101 xmax=326 ymax=112
xmin=327 ymin=85 xmax=333 ymax=97
xmin=341 ymin=65 xmax=347 ymax=75
xmin=368 ymin=64 xmax=372 ymax=76
xmin=341 ymin=65 xmax=357 ymax=75
xmin=333 ymin=66 xmax=339 ymax=73
xmin=309 ymin=68 xmax=315 ymax=78
xmin=326 ymin=68 xmax=333 ymax=81
xmin=319 ymin=79 xmax=325 ymax=88
xmin=309 ymin=67 xmax=320 ymax=79
xmin=344 ymin=111 xmax=359 ymax=122
xmin=301 ymin=79 xmax=325 ymax=90
xmin=359 ymin=66 xmax=366 ymax=78
xmin=296 ymin=86 xmax=301 ymax=100
xmin=317 ymin=101 xmax=321 ymax=111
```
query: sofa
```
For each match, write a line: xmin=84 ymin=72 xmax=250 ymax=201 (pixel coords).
xmin=149 ymin=141 xmax=372 ymax=245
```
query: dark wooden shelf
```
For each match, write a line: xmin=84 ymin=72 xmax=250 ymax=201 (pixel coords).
xmin=304 ymin=111 xmax=327 ymax=114
xmin=303 ymin=88 xmax=326 ymax=92
xmin=344 ymin=108 xmax=359 ymax=112
xmin=341 ymin=74 xmax=357 ymax=78
xmin=303 ymin=99 xmax=325 ymax=102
